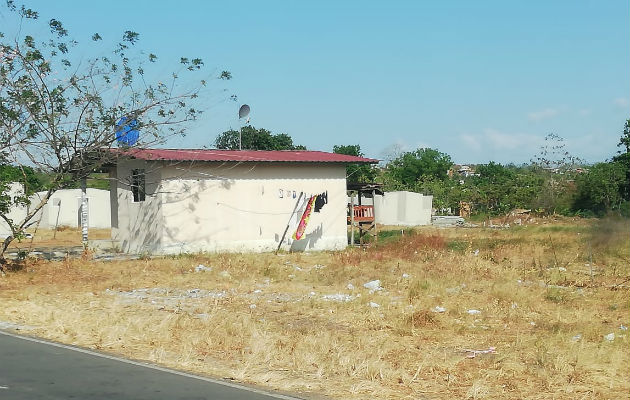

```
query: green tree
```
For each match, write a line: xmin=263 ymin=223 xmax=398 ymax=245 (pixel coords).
xmin=574 ymin=119 xmax=630 ymax=216
xmin=613 ymin=119 xmax=630 ymax=202
xmin=530 ymin=133 xmax=581 ymax=214
xmin=385 ymin=148 xmax=452 ymax=188
xmin=332 ymin=144 xmax=377 ymax=184
xmin=0 ymin=2 xmax=228 ymax=260
xmin=0 ymin=165 xmax=43 ymax=218
xmin=572 ymin=162 xmax=627 ymax=216
xmin=214 ymin=126 xmax=305 ymax=150
xmin=617 ymin=118 xmax=630 ymax=154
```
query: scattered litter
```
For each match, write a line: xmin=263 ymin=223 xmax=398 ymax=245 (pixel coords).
xmin=288 ymin=274 xmax=296 ymax=278
xmin=363 ymin=280 xmax=383 ymax=293
xmin=368 ymin=301 xmax=380 ymax=308
xmin=462 ymin=347 xmax=496 ymax=358
xmin=105 ymin=287 xmax=228 ymax=308
xmin=402 ymin=273 xmax=410 ymax=279
xmin=432 ymin=216 xmax=465 ymax=227
xmin=467 ymin=309 xmax=481 ymax=315
xmin=313 ymin=264 xmax=326 ymax=270
xmin=473 ymin=249 xmax=479 ymax=256
xmin=346 ymin=283 xmax=355 ymax=290
xmin=194 ymin=264 xmax=212 ymax=272
xmin=309 ymin=291 xmax=316 ymax=296
xmin=249 ymin=304 xmax=257 ymax=309
xmin=571 ymin=334 xmax=582 ymax=342
xmin=530 ymin=321 xmax=536 ymax=326
xmin=431 ymin=306 xmax=447 ymax=313
xmin=253 ymin=289 xmax=262 ymax=294
xmin=511 ymin=302 xmax=518 ymax=309
xmin=219 ymin=271 xmax=231 ymax=279
xmin=446 ymin=283 xmax=466 ymax=294
xmin=294 ymin=266 xmax=302 ymax=271
xmin=620 ymin=325 xmax=628 ymax=331
xmin=559 ymin=267 xmax=567 ymax=272
xmin=322 ymin=294 xmax=355 ymax=302
xmin=604 ymin=333 xmax=615 ymax=341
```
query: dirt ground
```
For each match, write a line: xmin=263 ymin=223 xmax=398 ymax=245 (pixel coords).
xmin=0 ymin=218 xmax=628 ymax=399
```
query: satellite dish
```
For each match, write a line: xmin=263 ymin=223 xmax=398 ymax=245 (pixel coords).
xmin=115 ymin=117 xmax=139 ymax=146
xmin=238 ymin=104 xmax=250 ymax=120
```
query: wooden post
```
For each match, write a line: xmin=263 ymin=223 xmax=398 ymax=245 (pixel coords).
xmin=372 ymin=189 xmax=378 ymax=243
xmin=350 ymin=192 xmax=355 ymax=246
xmin=276 ymin=192 xmax=304 ymax=254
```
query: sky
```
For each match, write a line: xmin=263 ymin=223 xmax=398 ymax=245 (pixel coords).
xmin=3 ymin=1 xmax=629 ymax=164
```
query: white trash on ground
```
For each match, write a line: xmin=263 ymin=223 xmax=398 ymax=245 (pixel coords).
xmin=322 ymin=294 xmax=355 ymax=302
xmin=194 ymin=264 xmax=212 ymax=272
xmin=604 ymin=333 xmax=615 ymax=341
xmin=363 ymin=280 xmax=383 ymax=292
xmin=368 ymin=301 xmax=380 ymax=308
xmin=467 ymin=309 xmax=482 ymax=315
xmin=431 ymin=306 xmax=447 ymax=313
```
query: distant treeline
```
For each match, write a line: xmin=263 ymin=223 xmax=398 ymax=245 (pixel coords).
xmin=338 ymin=121 xmax=630 ymax=218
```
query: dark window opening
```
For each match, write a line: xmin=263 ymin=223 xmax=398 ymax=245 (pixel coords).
xmin=131 ymin=169 xmax=145 ymax=202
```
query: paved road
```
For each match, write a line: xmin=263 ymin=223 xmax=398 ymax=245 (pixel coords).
xmin=0 ymin=330 xmax=299 ymax=400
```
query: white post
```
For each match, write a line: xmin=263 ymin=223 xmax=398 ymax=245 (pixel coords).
xmin=81 ymin=178 xmax=88 ymax=244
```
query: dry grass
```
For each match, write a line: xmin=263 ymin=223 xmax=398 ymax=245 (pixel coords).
xmin=1 ymin=217 xmax=629 ymax=399
xmin=8 ymin=227 xmax=111 ymax=249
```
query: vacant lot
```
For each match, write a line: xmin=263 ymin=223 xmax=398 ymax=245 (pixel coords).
xmin=1 ymin=218 xmax=628 ymax=399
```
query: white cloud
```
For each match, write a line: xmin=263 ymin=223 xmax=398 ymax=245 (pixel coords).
xmin=613 ymin=97 xmax=629 ymax=108
xmin=460 ymin=134 xmax=481 ymax=151
xmin=484 ymin=129 xmax=539 ymax=150
xmin=527 ymin=108 xmax=560 ymax=122
xmin=455 ymin=129 xmax=543 ymax=162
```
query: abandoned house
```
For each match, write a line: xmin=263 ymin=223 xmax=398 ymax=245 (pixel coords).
xmin=109 ymin=149 xmax=377 ymax=254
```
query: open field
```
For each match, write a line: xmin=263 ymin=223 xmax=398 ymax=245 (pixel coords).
xmin=0 ymin=218 xmax=628 ymax=399
xmin=7 ymin=227 xmax=112 ymax=249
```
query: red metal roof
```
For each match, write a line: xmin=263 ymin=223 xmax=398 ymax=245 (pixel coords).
xmin=114 ymin=148 xmax=379 ymax=164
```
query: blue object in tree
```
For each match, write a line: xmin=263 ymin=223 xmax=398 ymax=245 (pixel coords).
xmin=115 ymin=117 xmax=139 ymax=146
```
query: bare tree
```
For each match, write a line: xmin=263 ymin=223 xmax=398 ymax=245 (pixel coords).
xmin=0 ymin=1 xmax=231 ymax=262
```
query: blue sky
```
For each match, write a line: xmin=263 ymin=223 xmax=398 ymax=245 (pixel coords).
xmin=5 ymin=1 xmax=629 ymax=164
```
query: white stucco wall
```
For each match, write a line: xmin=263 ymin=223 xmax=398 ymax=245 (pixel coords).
xmin=112 ymin=159 xmax=163 ymax=253
xmin=113 ymin=160 xmax=348 ymax=254
xmin=0 ymin=183 xmax=27 ymax=238
xmin=372 ymin=191 xmax=433 ymax=226
xmin=28 ymin=188 xmax=111 ymax=229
